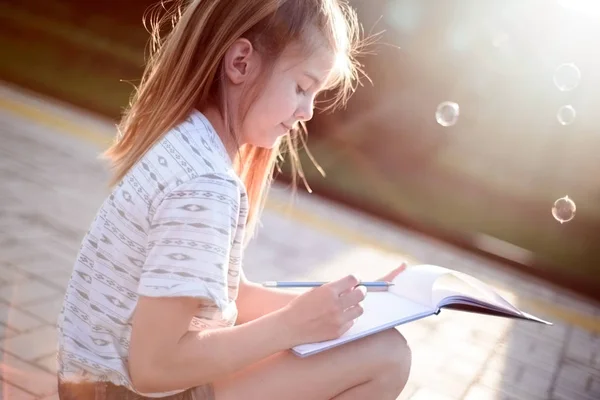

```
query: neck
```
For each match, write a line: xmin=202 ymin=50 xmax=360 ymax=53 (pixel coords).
xmin=199 ymin=105 xmax=242 ymax=162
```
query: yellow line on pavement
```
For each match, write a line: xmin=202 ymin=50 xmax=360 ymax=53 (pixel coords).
xmin=2 ymin=93 xmax=599 ymax=334
xmin=0 ymin=97 xmax=112 ymax=147
xmin=523 ymin=299 xmax=600 ymax=334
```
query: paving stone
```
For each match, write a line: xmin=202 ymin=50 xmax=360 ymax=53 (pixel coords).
xmin=479 ymin=352 xmax=554 ymax=399
xmin=511 ymin=317 xmax=569 ymax=344
xmin=3 ymin=226 xmax=52 ymax=243
xmin=39 ymin=393 xmax=60 ymax=400
xmin=408 ymin=387 xmax=456 ymax=400
xmin=0 ymin=322 xmax=18 ymax=339
xmin=0 ymin=302 xmax=45 ymax=331
xmin=565 ymin=327 xmax=598 ymax=367
xmin=0 ymin=351 xmax=58 ymax=397
xmin=410 ymin=359 xmax=473 ymax=399
xmin=554 ymin=293 xmax=600 ymax=317
xmin=553 ymin=385 xmax=600 ymax=400
xmin=0 ymin=238 xmax=40 ymax=265
xmin=0 ymin=281 xmax=60 ymax=305
xmin=0 ymin=263 xmax=30 ymax=283
xmin=0 ymin=381 xmax=37 ymax=400
xmin=411 ymin=344 xmax=448 ymax=372
xmin=495 ymin=329 xmax=563 ymax=373
xmin=12 ymin=255 xmax=74 ymax=277
xmin=444 ymin=352 xmax=487 ymax=378
xmin=23 ymin=298 xmax=64 ymax=325
xmin=553 ymin=361 xmax=600 ymax=400
xmin=43 ymin=270 xmax=72 ymax=289
xmin=396 ymin=320 xmax=434 ymax=346
xmin=35 ymin=240 xmax=79 ymax=265
xmin=3 ymin=325 xmax=58 ymax=361
xmin=396 ymin=381 xmax=419 ymax=400
xmin=434 ymin=313 xmax=512 ymax=350
xmin=35 ymin=353 xmax=58 ymax=375
xmin=463 ymin=384 xmax=505 ymax=400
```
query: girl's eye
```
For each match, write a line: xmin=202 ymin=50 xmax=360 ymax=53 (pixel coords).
xmin=296 ymin=85 xmax=307 ymax=95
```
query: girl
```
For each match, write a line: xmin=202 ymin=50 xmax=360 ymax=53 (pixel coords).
xmin=56 ymin=0 xmax=412 ymax=399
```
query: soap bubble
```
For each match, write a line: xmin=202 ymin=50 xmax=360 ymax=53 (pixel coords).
xmin=553 ymin=63 xmax=581 ymax=92
xmin=435 ymin=101 xmax=460 ymax=127
xmin=557 ymin=105 xmax=576 ymax=125
xmin=552 ymin=196 xmax=576 ymax=224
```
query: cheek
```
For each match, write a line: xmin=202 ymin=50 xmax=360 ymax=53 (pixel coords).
xmin=281 ymin=85 xmax=300 ymax=114
xmin=253 ymin=94 xmax=294 ymax=127
xmin=246 ymin=78 xmax=297 ymax=129
xmin=276 ymin=91 xmax=298 ymax=117
xmin=263 ymin=79 xmax=297 ymax=118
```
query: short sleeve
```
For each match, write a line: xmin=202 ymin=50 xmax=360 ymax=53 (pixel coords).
xmin=138 ymin=174 xmax=240 ymax=310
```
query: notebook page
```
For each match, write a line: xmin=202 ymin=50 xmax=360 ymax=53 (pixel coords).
xmin=292 ymin=291 xmax=435 ymax=357
xmin=432 ymin=272 xmax=522 ymax=315
xmin=390 ymin=264 xmax=451 ymax=307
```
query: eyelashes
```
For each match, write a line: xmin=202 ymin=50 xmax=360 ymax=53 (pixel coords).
xmin=296 ymin=85 xmax=307 ymax=95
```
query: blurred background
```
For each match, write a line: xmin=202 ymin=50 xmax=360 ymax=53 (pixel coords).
xmin=0 ymin=0 xmax=598 ymax=296
xmin=1 ymin=1 xmax=600 ymax=399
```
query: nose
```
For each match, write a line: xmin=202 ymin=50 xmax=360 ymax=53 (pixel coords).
xmin=294 ymin=98 xmax=314 ymax=122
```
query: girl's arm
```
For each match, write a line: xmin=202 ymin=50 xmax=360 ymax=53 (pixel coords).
xmin=128 ymin=275 xmax=362 ymax=394
xmin=128 ymin=295 xmax=292 ymax=394
xmin=235 ymin=270 xmax=299 ymax=324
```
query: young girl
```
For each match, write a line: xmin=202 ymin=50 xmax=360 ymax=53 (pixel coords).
xmin=56 ymin=0 xmax=412 ymax=399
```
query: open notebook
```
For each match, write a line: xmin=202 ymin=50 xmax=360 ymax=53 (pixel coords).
xmin=292 ymin=264 xmax=552 ymax=357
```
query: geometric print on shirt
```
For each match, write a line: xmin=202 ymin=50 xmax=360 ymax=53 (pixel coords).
xmin=56 ymin=109 xmax=249 ymax=397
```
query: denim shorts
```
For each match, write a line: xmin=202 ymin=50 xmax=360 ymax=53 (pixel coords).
xmin=57 ymin=379 xmax=215 ymax=400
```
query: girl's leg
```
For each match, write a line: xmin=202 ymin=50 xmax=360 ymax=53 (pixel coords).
xmin=208 ymin=328 xmax=412 ymax=400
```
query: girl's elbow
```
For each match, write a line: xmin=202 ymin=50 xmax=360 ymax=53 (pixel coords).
xmin=128 ymin=358 xmax=154 ymax=393
xmin=128 ymin=350 xmax=168 ymax=393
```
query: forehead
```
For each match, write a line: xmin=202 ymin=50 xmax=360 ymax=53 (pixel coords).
xmin=277 ymin=41 xmax=336 ymax=83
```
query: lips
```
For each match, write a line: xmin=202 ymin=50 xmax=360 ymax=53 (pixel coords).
xmin=282 ymin=123 xmax=293 ymax=131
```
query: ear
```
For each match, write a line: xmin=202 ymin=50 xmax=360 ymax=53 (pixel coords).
xmin=223 ymin=38 xmax=256 ymax=85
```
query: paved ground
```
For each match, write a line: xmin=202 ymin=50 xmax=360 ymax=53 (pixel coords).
xmin=0 ymin=81 xmax=599 ymax=400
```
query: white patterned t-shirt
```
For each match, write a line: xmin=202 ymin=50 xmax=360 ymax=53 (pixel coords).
xmin=56 ymin=110 xmax=248 ymax=397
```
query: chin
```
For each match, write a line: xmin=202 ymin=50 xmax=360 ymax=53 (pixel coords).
xmin=248 ymin=134 xmax=286 ymax=149
xmin=251 ymin=140 xmax=280 ymax=149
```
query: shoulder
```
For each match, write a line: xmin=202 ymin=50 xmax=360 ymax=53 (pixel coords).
xmin=158 ymin=109 xmax=232 ymax=176
xmin=133 ymin=109 xmax=244 ymax=208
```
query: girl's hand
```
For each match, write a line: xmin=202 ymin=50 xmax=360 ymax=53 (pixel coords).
xmin=278 ymin=275 xmax=367 ymax=346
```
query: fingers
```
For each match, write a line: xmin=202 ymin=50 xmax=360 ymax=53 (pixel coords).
xmin=344 ymin=304 xmax=364 ymax=321
xmin=338 ymin=320 xmax=355 ymax=336
xmin=336 ymin=305 xmax=364 ymax=336
xmin=339 ymin=285 xmax=366 ymax=310
xmin=328 ymin=274 xmax=360 ymax=295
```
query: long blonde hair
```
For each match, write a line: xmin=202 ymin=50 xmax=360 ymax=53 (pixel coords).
xmin=104 ymin=0 xmax=366 ymax=237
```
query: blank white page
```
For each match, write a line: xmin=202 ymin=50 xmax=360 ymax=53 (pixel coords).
xmin=292 ymin=292 xmax=435 ymax=357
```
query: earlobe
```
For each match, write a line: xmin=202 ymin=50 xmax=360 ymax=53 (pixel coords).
xmin=224 ymin=38 xmax=254 ymax=85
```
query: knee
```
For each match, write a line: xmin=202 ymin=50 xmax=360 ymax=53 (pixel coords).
xmin=381 ymin=329 xmax=411 ymax=369
xmin=374 ymin=329 xmax=412 ymax=391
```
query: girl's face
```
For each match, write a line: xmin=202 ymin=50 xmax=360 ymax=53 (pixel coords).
xmin=243 ymin=44 xmax=335 ymax=148
xmin=223 ymin=39 xmax=336 ymax=149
